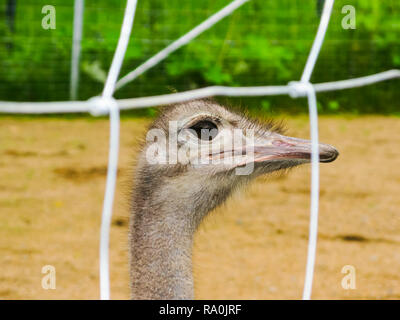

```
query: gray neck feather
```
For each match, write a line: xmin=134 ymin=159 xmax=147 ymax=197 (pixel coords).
xmin=129 ymin=164 xmax=237 ymax=299
xmin=130 ymin=206 xmax=195 ymax=299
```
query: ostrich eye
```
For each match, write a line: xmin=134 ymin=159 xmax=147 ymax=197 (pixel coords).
xmin=189 ymin=120 xmax=218 ymax=141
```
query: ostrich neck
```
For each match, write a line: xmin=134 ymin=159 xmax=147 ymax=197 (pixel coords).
xmin=130 ymin=167 xmax=237 ymax=300
xmin=130 ymin=201 xmax=197 ymax=300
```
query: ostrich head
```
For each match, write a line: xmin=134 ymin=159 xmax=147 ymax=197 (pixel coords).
xmin=134 ymin=99 xmax=338 ymax=223
xmin=130 ymin=99 xmax=338 ymax=299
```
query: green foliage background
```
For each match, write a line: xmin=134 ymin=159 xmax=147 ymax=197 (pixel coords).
xmin=0 ymin=0 xmax=399 ymax=114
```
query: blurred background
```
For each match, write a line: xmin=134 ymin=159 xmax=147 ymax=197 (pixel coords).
xmin=0 ymin=0 xmax=399 ymax=300
xmin=1 ymin=0 xmax=399 ymax=113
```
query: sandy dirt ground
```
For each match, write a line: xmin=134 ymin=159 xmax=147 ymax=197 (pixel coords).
xmin=0 ymin=115 xmax=399 ymax=300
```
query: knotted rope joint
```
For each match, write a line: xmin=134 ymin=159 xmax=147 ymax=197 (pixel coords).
xmin=89 ymin=96 xmax=119 ymax=117
xmin=288 ymin=81 xmax=316 ymax=98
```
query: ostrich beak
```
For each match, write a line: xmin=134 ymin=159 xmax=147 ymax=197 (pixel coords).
xmin=252 ymin=134 xmax=339 ymax=163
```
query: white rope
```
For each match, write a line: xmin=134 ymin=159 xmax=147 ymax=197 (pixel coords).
xmin=301 ymin=0 xmax=334 ymax=83
xmin=98 ymin=97 xmax=120 ymax=301
xmin=313 ymin=69 xmax=400 ymax=92
xmin=1 ymin=0 xmax=399 ymax=301
xmin=115 ymin=0 xmax=249 ymax=91
xmin=101 ymin=1 xmax=137 ymax=99
xmin=295 ymin=0 xmax=335 ymax=300
xmin=70 ymin=0 xmax=84 ymax=100
xmin=97 ymin=0 xmax=138 ymax=300
xmin=303 ymin=84 xmax=320 ymax=300
xmin=1 ymin=70 xmax=399 ymax=114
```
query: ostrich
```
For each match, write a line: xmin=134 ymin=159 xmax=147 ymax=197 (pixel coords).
xmin=129 ymin=99 xmax=338 ymax=300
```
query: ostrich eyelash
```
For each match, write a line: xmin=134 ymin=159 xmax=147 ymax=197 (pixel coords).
xmin=183 ymin=116 xmax=221 ymax=130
